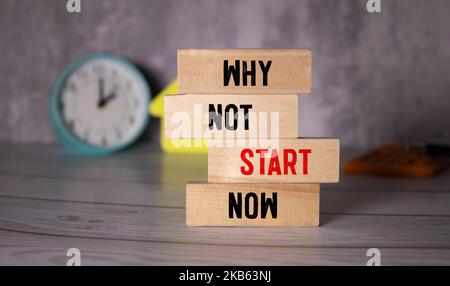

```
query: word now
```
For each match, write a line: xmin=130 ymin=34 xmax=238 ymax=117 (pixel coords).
xmin=229 ymin=192 xmax=277 ymax=219
xmin=209 ymin=104 xmax=253 ymax=130
xmin=224 ymin=60 xmax=272 ymax=86
xmin=240 ymin=148 xmax=312 ymax=175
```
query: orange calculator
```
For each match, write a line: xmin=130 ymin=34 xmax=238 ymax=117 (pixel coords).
xmin=344 ymin=144 xmax=450 ymax=178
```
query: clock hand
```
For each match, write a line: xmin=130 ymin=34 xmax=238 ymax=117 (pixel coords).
xmin=97 ymin=78 xmax=106 ymax=107
xmin=98 ymin=90 xmax=118 ymax=108
xmin=104 ymin=92 xmax=117 ymax=103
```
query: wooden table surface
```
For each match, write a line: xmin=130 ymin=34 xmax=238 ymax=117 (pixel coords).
xmin=0 ymin=143 xmax=449 ymax=266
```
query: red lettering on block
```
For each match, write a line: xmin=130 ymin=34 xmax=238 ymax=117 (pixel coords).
xmin=256 ymin=149 xmax=268 ymax=175
xmin=283 ymin=149 xmax=297 ymax=175
xmin=299 ymin=149 xmax=311 ymax=175
xmin=239 ymin=148 xmax=312 ymax=176
xmin=240 ymin=148 xmax=254 ymax=175
xmin=268 ymin=149 xmax=281 ymax=175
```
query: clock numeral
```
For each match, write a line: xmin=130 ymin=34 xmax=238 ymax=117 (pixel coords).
xmin=115 ymin=128 xmax=122 ymax=139
xmin=59 ymin=101 xmax=65 ymax=112
xmin=93 ymin=65 xmax=105 ymax=76
xmin=126 ymin=81 xmax=133 ymax=91
xmin=65 ymin=81 xmax=77 ymax=93
xmin=101 ymin=137 xmax=107 ymax=147
xmin=83 ymin=129 xmax=90 ymax=141
xmin=134 ymin=98 xmax=140 ymax=108
xmin=129 ymin=117 xmax=135 ymax=125
xmin=66 ymin=120 xmax=75 ymax=131
xmin=76 ymin=69 xmax=88 ymax=79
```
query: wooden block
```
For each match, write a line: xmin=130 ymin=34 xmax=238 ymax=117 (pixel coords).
xmin=186 ymin=182 xmax=320 ymax=226
xmin=208 ymin=138 xmax=340 ymax=183
xmin=164 ymin=94 xmax=298 ymax=139
xmin=178 ymin=49 xmax=311 ymax=94
xmin=345 ymin=144 xmax=450 ymax=178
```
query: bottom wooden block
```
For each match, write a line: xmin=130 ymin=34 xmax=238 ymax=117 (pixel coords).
xmin=186 ymin=182 xmax=319 ymax=227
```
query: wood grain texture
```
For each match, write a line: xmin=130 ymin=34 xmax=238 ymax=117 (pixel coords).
xmin=186 ymin=183 xmax=319 ymax=226
xmin=178 ymin=49 xmax=311 ymax=94
xmin=0 ymin=230 xmax=345 ymax=266
xmin=208 ymin=138 xmax=340 ymax=183
xmin=3 ymin=174 xmax=450 ymax=216
xmin=1 ymin=196 xmax=450 ymax=248
xmin=1 ymin=145 xmax=450 ymax=265
xmin=3 ymin=144 xmax=447 ymax=192
xmin=2 ymin=230 xmax=450 ymax=266
xmin=164 ymin=94 xmax=299 ymax=139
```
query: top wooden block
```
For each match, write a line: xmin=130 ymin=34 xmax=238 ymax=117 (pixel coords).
xmin=178 ymin=49 xmax=312 ymax=94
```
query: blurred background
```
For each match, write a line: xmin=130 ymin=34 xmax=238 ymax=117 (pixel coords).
xmin=1 ymin=0 xmax=449 ymax=149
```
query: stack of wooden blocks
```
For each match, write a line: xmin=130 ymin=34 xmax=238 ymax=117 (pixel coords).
xmin=165 ymin=49 xmax=340 ymax=227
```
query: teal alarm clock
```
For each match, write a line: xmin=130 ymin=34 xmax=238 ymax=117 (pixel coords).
xmin=50 ymin=54 xmax=151 ymax=155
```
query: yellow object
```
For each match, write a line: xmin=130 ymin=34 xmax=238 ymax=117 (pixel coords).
xmin=149 ymin=79 xmax=207 ymax=154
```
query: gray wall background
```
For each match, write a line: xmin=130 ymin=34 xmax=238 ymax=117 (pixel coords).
xmin=1 ymin=0 xmax=450 ymax=148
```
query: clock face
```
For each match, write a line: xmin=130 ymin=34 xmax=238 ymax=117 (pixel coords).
xmin=56 ymin=57 xmax=149 ymax=150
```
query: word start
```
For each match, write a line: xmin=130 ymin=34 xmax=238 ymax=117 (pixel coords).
xmin=240 ymin=148 xmax=312 ymax=175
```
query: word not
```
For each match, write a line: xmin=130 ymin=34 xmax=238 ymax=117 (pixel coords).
xmin=224 ymin=60 xmax=272 ymax=86
xmin=366 ymin=0 xmax=381 ymax=13
xmin=240 ymin=148 xmax=312 ymax=176
xmin=229 ymin=192 xmax=277 ymax=219
xmin=209 ymin=104 xmax=252 ymax=130
xmin=66 ymin=0 xmax=81 ymax=13
xmin=168 ymin=104 xmax=282 ymax=144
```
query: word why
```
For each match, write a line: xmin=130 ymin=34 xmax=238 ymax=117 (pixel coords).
xmin=240 ymin=148 xmax=312 ymax=175
xmin=209 ymin=104 xmax=252 ymax=130
xmin=66 ymin=0 xmax=81 ymax=13
xmin=224 ymin=60 xmax=272 ymax=86
xmin=229 ymin=192 xmax=277 ymax=219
